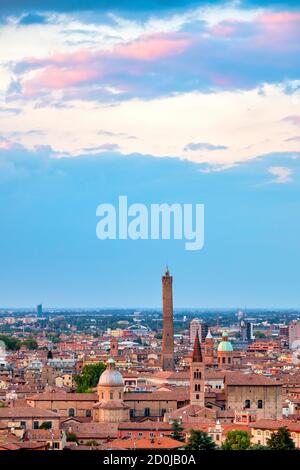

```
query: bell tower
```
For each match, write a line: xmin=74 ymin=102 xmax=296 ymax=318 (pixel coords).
xmin=190 ymin=331 xmax=205 ymax=407
xmin=161 ymin=267 xmax=175 ymax=371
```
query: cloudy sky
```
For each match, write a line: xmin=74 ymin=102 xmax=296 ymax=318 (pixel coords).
xmin=0 ymin=0 xmax=300 ymax=308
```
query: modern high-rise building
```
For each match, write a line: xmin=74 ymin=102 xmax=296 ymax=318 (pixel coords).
xmin=161 ymin=267 xmax=175 ymax=371
xmin=36 ymin=304 xmax=43 ymax=316
xmin=240 ymin=320 xmax=254 ymax=342
xmin=190 ymin=318 xmax=208 ymax=344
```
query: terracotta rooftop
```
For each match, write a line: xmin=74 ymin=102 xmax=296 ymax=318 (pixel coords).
xmin=118 ymin=420 xmax=172 ymax=430
xmin=251 ymin=419 xmax=300 ymax=432
xmin=0 ymin=406 xmax=60 ymax=419
xmin=225 ymin=374 xmax=282 ymax=386
xmin=28 ymin=392 xmax=98 ymax=401
xmin=107 ymin=436 xmax=185 ymax=449
xmin=62 ymin=421 xmax=118 ymax=439
xmin=123 ymin=390 xmax=189 ymax=401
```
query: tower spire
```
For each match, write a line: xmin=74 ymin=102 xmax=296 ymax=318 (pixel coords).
xmin=192 ymin=330 xmax=202 ymax=362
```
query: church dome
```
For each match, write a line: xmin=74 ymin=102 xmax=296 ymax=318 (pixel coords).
xmin=98 ymin=358 xmax=124 ymax=386
xmin=217 ymin=332 xmax=233 ymax=352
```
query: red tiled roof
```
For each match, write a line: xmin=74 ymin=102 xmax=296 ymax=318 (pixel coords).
xmin=28 ymin=392 xmax=97 ymax=401
xmin=0 ymin=407 xmax=60 ymax=419
xmin=107 ymin=436 xmax=185 ymax=449
xmin=251 ymin=419 xmax=300 ymax=432
xmin=226 ymin=374 xmax=282 ymax=386
xmin=124 ymin=390 xmax=189 ymax=401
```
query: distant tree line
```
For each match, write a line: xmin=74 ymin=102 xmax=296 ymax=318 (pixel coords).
xmin=170 ymin=422 xmax=297 ymax=451
xmin=0 ymin=334 xmax=38 ymax=350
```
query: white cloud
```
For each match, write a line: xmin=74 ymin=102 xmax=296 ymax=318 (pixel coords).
xmin=1 ymin=83 xmax=300 ymax=168
xmin=268 ymin=166 xmax=294 ymax=184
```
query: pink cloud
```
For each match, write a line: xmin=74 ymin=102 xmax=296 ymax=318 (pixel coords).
xmin=18 ymin=32 xmax=191 ymax=95
xmin=283 ymin=116 xmax=300 ymax=127
xmin=258 ymin=11 xmax=300 ymax=27
xmin=115 ymin=33 xmax=191 ymax=61
xmin=22 ymin=66 xmax=101 ymax=95
xmin=210 ymin=19 xmax=244 ymax=38
xmin=0 ymin=139 xmax=13 ymax=150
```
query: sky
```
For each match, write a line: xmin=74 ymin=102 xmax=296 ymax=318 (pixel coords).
xmin=0 ymin=0 xmax=300 ymax=308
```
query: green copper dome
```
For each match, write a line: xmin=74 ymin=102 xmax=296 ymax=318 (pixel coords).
xmin=218 ymin=332 xmax=233 ymax=352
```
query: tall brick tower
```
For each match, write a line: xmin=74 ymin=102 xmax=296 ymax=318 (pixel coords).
xmin=190 ymin=331 xmax=205 ymax=407
xmin=161 ymin=267 xmax=175 ymax=371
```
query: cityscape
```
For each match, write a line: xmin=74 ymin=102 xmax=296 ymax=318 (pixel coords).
xmin=0 ymin=267 xmax=300 ymax=450
xmin=1 ymin=0 xmax=300 ymax=459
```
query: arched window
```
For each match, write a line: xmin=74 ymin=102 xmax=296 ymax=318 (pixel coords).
xmin=194 ymin=384 xmax=201 ymax=392
xmin=68 ymin=408 xmax=75 ymax=417
xmin=244 ymin=399 xmax=250 ymax=409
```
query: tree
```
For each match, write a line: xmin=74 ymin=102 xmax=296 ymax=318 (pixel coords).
xmin=86 ymin=440 xmax=99 ymax=447
xmin=171 ymin=420 xmax=184 ymax=441
xmin=254 ymin=331 xmax=266 ymax=339
xmin=66 ymin=432 xmax=78 ymax=443
xmin=22 ymin=337 xmax=38 ymax=350
xmin=249 ymin=444 xmax=269 ymax=450
xmin=74 ymin=362 xmax=106 ymax=393
xmin=39 ymin=421 xmax=52 ymax=430
xmin=267 ymin=427 xmax=295 ymax=450
xmin=185 ymin=430 xmax=217 ymax=450
xmin=222 ymin=430 xmax=250 ymax=450
xmin=0 ymin=334 xmax=21 ymax=351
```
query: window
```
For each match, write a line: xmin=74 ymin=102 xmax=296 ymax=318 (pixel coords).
xmin=53 ymin=442 xmax=60 ymax=450
xmin=20 ymin=421 xmax=26 ymax=429
xmin=150 ymin=432 xmax=154 ymax=438
xmin=144 ymin=408 xmax=150 ymax=417
xmin=68 ymin=408 xmax=75 ymax=417
xmin=33 ymin=421 xmax=39 ymax=429
xmin=110 ymin=392 xmax=113 ymax=400
xmin=216 ymin=434 xmax=220 ymax=441
xmin=138 ymin=432 xmax=143 ymax=437
xmin=222 ymin=357 xmax=225 ymax=364
xmin=257 ymin=400 xmax=263 ymax=409
xmin=130 ymin=409 xmax=135 ymax=418
xmin=194 ymin=370 xmax=202 ymax=379
xmin=244 ymin=400 xmax=251 ymax=409
xmin=228 ymin=357 xmax=231 ymax=364
xmin=196 ymin=394 xmax=199 ymax=400
xmin=161 ymin=408 xmax=166 ymax=416
xmin=119 ymin=392 xmax=122 ymax=399
xmin=86 ymin=410 xmax=92 ymax=417
xmin=195 ymin=384 xmax=201 ymax=392
xmin=101 ymin=393 xmax=104 ymax=399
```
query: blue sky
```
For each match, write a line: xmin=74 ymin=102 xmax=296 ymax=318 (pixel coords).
xmin=0 ymin=0 xmax=300 ymax=307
